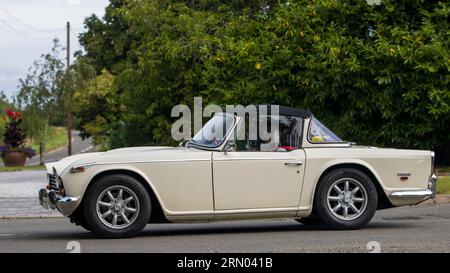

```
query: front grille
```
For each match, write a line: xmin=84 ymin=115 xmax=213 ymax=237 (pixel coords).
xmin=48 ymin=174 xmax=58 ymax=190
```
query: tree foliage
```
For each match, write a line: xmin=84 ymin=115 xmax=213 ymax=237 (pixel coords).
xmin=74 ymin=69 xmax=122 ymax=150
xmin=0 ymin=91 xmax=11 ymax=141
xmin=78 ymin=0 xmax=450 ymax=163
xmin=15 ymin=39 xmax=66 ymax=157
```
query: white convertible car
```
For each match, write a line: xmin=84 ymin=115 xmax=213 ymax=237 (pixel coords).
xmin=39 ymin=105 xmax=437 ymax=238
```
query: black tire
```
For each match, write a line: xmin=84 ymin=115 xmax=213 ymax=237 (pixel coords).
xmin=79 ymin=222 xmax=92 ymax=232
xmin=314 ymin=168 xmax=378 ymax=230
xmin=72 ymin=217 xmax=92 ymax=232
xmin=295 ymin=216 xmax=323 ymax=226
xmin=83 ymin=174 xmax=151 ymax=238
xmin=69 ymin=209 xmax=92 ymax=232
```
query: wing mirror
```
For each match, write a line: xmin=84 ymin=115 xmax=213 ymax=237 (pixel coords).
xmin=223 ymin=141 xmax=236 ymax=155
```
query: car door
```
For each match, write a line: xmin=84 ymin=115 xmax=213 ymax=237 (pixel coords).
xmin=212 ymin=150 xmax=306 ymax=210
xmin=212 ymin=114 xmax=306 ymax=210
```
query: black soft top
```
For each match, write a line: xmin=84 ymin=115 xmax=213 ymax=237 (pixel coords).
xmin=256 ymin=105 xmax=312 ymax=118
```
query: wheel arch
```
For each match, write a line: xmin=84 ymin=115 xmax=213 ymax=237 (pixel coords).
xmin=312 ymin=163 xmax=393 ymax=211
xmin=75 ymin=169 xmax=169 ymax=223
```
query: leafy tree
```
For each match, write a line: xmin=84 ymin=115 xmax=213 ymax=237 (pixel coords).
xmin=15 ymin=39 xmax=65 ymax=164
xmin=78 ymin=0 xmax=132 ymax=75
xmin=78 ymin=0 xmax=449 ymax=163
xmin=0 ymin=91 xmax=11 ymax=142
xmin=74 ymin=69 xmax=122 ymax=150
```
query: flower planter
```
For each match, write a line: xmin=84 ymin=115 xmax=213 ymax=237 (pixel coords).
xmin=2 ymin=150 xmax=27 ymax=167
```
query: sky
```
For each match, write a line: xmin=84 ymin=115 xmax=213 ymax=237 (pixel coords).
xmin=0 ymin=0 xmax=109 ymax=99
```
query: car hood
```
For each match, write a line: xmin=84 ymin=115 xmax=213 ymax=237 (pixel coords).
xmin=46 ymin=146 xmax=202 ymax=175
xmin=45 ymin=152 xmax=104 ymax=175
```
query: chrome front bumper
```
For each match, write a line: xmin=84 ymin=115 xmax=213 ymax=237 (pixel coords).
xmin=38 ymin=188 xmax=79 ymax=217
xmin=388 ymin=174 xmax=437 ymax=206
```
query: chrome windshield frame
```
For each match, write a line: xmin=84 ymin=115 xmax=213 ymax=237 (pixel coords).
xmin=186 ymin=112 xmax=238 ymax=151
xmin=306 ymin=115 xmax=346 ymax=145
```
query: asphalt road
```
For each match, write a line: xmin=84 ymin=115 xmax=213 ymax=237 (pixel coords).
xmin=0 ymin=204 xmax=449 ymax=253
xmin=27 ymin=130 xmax=93 ymax=165
xmin=0 ymin=171 xmax=46 ymax=198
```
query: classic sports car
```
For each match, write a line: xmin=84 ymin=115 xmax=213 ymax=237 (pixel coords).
xmin=39 ymin=105 xmax=437 ymax=238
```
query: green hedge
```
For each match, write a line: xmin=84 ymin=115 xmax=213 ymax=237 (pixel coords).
xmin=78 ymin=0 xmax=450 ymax=162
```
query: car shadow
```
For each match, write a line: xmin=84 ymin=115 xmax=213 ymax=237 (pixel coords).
xmin=137 ymin=220 xmax=419 ymax=238
xmin=19 ymin=219 xmax=419 ymax=241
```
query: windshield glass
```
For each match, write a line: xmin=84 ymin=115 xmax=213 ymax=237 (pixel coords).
xmin=308 ymin=117 xmax=343 ymax=143
xmin=190 ymin=114 xmax=235 ymax=148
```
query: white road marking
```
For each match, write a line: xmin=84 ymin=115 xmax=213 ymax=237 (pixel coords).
xmin=78 ymin=145 xmax=94 ymax=154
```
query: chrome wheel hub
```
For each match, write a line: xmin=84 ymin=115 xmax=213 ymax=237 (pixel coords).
xmin=343 ymin=193 xmax=352 ymax=203
xmin=326 ymin=178 xmax=368 ymax=221
xmin=96 ymin=185 xmax=140 ymax=229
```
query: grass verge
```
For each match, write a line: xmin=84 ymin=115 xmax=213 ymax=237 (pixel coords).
xmin=28 ymin=126 xmax=68 ymax=154
xmin=437 ymin=176 xmax=450 ymax=194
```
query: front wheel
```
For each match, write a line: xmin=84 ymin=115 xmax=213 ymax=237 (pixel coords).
xmin=83 ymin=174 xmax=151 ymax=238
xmin=314 ymin=168 xmax=378 ymax=230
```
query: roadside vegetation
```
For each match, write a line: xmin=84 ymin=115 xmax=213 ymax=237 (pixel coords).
xmin=437 ymin=176 xmax=450 ymax=194
xmin=436 ymin=166 xmax=450 ymax=174
xmin=2 ymin=1 xmax=449 ymax=168
xmin=0 ymin=91 xmax=11 ymax=139
xmin=27 ymin=126 xmax=67 ymax=155
xmin=73 ymin=0 xmax=449 ymax=164
xmin=0 ymin=124 xmax=67 ymax=164
xmin=3 ymin=1 xmax=449 ymax=164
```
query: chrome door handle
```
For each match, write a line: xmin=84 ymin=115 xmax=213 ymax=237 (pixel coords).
xmin=284 ymin=162 xmax=303 ymax=166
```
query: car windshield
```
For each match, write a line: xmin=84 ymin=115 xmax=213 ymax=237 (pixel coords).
xmin=189 ymin=114 xmax=235 ymax=148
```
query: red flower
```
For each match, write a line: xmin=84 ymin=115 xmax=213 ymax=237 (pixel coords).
xmin=6 ymin=108 xmax=14 ymax=118
xmin=5 ymin=108 xmax=21 ymax=120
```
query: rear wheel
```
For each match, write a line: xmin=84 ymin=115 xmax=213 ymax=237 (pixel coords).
xmin=314 ymin=168 xmax=378 ymax=230
xmin=83 ymin=174 xmax=151 ymax=238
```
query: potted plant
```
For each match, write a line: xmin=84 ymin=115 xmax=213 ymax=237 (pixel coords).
xmin=0 ymin=109 xmax=35 ymax=166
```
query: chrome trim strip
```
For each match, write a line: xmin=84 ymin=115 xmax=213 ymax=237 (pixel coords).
xmin=389 ymin=190 xmax=433 ymax=198
xmin=75 ymin=158 xmax=211 ymax=168
xmin=165 ymin=207 xmax=300 ymax=216
xmin=215 ymin=158 xmax=293 ymax=161
xmin=388 ymin=190 xmax=433 ymax=206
